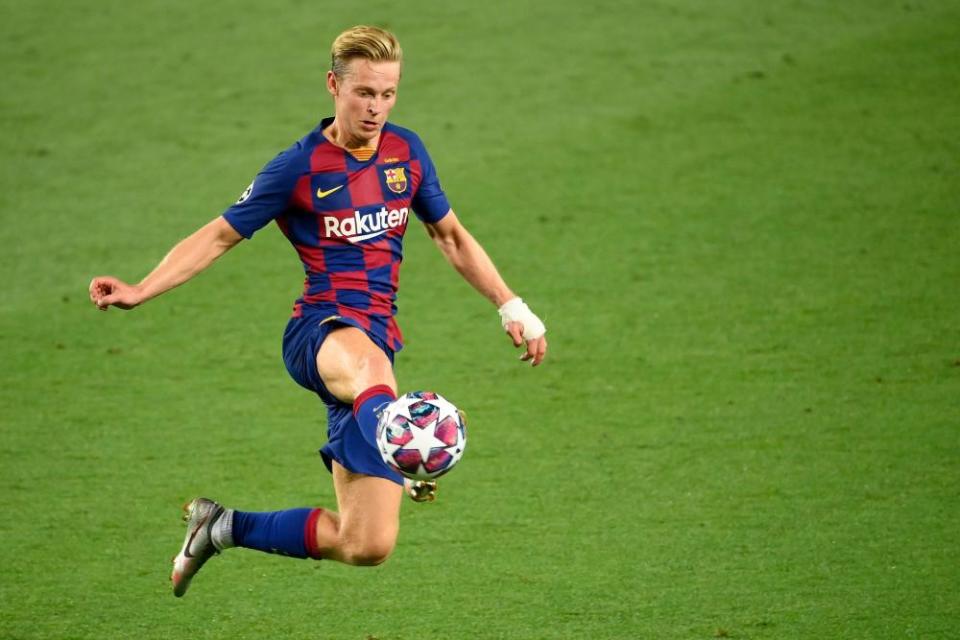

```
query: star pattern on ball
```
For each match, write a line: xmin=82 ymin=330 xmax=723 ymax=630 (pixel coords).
xmin=397 ymin=421 xmax=449 ymax=468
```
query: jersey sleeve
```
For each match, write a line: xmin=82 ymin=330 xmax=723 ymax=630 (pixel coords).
xmin=222 ymin=144 xmax=303 ymax=239
xmin=409 ymin=136 xmax=451 ymax=224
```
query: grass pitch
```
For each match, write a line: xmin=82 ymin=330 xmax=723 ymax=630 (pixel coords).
xmin=2 ymin=1 xmax=958 ymax=638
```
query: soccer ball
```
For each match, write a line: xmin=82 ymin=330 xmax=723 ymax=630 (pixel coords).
xmin=376 ymin=391 xmax=467 ymax=480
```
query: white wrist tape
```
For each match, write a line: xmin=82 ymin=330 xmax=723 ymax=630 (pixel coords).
xmin=498 ymin=297 xmax=546 ymax=340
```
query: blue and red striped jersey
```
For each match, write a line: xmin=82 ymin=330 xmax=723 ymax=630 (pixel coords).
xmin=222 ymin=117 xmax=451 ymax=352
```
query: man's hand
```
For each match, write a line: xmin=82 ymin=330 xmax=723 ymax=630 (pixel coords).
xmin=499 ymin=298 xmax=548 ymax=366
xmin=89 ymin=276 xmax=144 ymax=311
xmin=505 ymin=321 xmax=548 ymax=366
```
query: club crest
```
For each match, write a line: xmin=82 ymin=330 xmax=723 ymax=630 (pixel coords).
xmin=384 ymin=167 xmax=407 ymax=194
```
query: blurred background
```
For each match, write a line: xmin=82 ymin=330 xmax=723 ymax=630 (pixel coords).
xmin=1 ymin=1 xmax=958 ymax=638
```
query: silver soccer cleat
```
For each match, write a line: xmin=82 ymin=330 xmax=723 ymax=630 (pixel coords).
xmin=404 ymin=479 xmax=438 ymax=503
xmin=170 ymin=497 xmax=226 ymax=597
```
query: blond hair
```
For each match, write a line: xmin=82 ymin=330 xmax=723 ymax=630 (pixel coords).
xmin=331 ymin=25 xmax=402 ymax=78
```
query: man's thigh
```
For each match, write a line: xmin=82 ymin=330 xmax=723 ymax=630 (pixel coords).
xmin=316 ymin=326 xmax=397 ymax=403
xmin=332 ymin=461 xmax=403 ymax=546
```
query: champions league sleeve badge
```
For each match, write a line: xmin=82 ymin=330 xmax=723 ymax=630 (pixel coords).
xmin=236 ymin=180 xmax=254 ymax=204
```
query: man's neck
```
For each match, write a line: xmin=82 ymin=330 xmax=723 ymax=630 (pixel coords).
xmin=323 ymin=120 xmax=378 ymax=153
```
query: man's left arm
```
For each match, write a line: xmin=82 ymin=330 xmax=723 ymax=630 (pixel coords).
xmin=422 ymin=210 xmax=547 ymax=366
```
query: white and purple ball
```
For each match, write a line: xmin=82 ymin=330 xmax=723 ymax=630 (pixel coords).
xmin=376 ymin=391 xmax=467 ymax=480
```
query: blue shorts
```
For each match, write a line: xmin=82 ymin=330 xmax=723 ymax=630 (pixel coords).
xmin=282 ymin=312 xmax=403 ymax=485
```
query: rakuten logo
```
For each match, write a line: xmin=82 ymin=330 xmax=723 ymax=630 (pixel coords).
xmin=323 ymin=206 xmax=409 ymax=243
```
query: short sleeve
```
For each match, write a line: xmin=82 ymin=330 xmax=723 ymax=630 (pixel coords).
xmin=410 ymin=136 xmax=451 ymax=224
xmin=222 ymin=144 xmax=303 ymax=239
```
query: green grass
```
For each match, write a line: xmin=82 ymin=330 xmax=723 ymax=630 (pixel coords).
xmin=2 ymin=0 xmax=959 ymax=638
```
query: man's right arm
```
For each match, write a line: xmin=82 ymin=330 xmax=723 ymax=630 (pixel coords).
xmin=89 ymin=216 xmax=242 ymax=311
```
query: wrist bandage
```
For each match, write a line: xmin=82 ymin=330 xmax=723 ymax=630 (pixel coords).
xmin=498 ymin=297 xmax=546 ymax=340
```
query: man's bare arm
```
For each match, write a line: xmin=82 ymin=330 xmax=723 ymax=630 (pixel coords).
xmin=89 ymin=216 xmax=242 ymax=310
xmin=423 ymin=210 xmax=547 ymax=366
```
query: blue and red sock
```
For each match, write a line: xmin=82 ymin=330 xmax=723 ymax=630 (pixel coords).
xmin=231 ymin=508 xmax=324 ymax=559
xmin=352 ymin=384 xmax=397 ymax=448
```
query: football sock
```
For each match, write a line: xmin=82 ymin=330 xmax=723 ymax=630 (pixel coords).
xmin=231 ymin=508 xmax=324 ymax=559
xmin=210 ymin=508 xmax=235 ymax=550
xmin=352 ymin=384 xmax=397 ymax=449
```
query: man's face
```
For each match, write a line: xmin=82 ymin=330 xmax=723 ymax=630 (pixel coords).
xmin=327 ymin=58 xmax=401 ymax=146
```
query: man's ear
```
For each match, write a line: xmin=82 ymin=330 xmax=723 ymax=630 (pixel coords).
xmin=326 ymin=70 xmax=338 ymax=97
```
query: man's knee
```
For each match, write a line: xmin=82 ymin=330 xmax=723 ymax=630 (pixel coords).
xmin=341 ymin=534 xmax=396 ymax=566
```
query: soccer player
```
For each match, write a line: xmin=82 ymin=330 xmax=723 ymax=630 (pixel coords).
xmin=88 ymin=26 xmax=547 ymax=597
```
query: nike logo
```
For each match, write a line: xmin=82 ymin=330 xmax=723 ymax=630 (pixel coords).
xmin=182 ymin=515 xmax=209 ymax=559
xmin=316 ymin=185 xmax=344 ymax=199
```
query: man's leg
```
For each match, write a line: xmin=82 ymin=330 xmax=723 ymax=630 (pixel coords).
xmin=221 ymin=327 xmax=405 ymax=563
xmin=172 ymin=467 xmax=402 ymax=596
xmin=310 ymin=326 xmax=404 ymax=563
xmin=170 ymin=326 xmax=406 ymax=596
xmin=311 ymin=461 xmax=402 ymax=565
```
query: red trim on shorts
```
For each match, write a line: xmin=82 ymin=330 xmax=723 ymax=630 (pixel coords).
xmin=353 ymin=384 xmax=397 ymax=416
xmin=304 ymin=508 xmax=325 ymax=560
